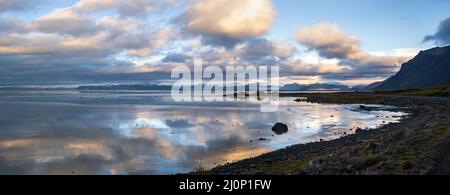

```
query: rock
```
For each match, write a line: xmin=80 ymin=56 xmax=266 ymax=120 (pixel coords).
xmin=355 ymin=128 xmax=364 ymax=134
xmin=291 ymin=169 xmax=307 ymax=175
xmin=361 ymin=170 xmax=379 ymax=175
xmin=359 ymin=105 xmax=376 ymax=111
xmin=242 ymin=169 xmax=265 ymax=175
xmin=272 ymin=123 xmax=288 ymax=135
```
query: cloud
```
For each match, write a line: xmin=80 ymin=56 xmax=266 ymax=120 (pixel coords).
xmin=236 ymin=38 xmax=295 ymax=65
xmin=424 ymin=17 xmax=450 ymax=46
xmin=295 ymin=23 xmax=366 ymax=61
xmin=3 ymin=15 xmax=168 ymax=56
xmin=239 ymin=38 xmax=295 ymax=60
xmin=0 ymin=16 xmax=21 ymax=33
xmin=0 ymin=11 xmax=179 ymax=85
xmin=27 ymin=8 xmax=97 ymax=36
xmin=0 ymin=1 xmax=422 ymax=86
xmin=295 ymin=23 xmax=410 ymax=73
xmin=97 ymin=16 xmax=154 ymax=50
xmin=73 ymin=0 xmax=178 ymax=16
xmin=118 ymin=0 xmax=177 ymax=16
xmin=73 ymin=0 xmax=118 ymax=12
xmin=162 ymin=53 xmax=189 ymax=63
xmin=0 ymin=0 xmax=35 ymax=12
xmin=282 ymin=58 xmax=349 ymax=76
xmin=179 ymin=0 xmax=276 ymax=48
xmin=0 ymin=33 xmax=104 ymax=56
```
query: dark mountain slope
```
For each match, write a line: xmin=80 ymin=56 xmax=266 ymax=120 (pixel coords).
xmin=375 ymin=46 xmax=450 ymax=90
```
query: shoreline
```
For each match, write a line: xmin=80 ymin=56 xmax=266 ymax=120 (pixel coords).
xmin=203 ymin=93 xmax=450 ymax=175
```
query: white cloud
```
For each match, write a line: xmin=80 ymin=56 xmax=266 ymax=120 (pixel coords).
xmin=180 ymin=0 xmax=276 ymax=47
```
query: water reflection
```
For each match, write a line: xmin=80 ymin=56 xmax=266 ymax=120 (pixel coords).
xmin=0 ymin=90 xmax=407 ymax=174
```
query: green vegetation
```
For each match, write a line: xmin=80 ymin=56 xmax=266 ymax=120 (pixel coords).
xmin=256 ymin=155 xmax=316 ymax=175
xmin=284 ymin=92 xmax=384 ymax=104
xmin=375 ymin=85 xmax=450 ymax=97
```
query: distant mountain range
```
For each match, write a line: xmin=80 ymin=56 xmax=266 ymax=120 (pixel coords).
xmin=77 ymin=84 xmax=172 ymax=90
xmin=280 ymin=83 xmax=353 ymax=91
xmin=373 ymin=45 xmax=450 ymax=90
xmin=77 ymin=83 xmax=358 ymax=92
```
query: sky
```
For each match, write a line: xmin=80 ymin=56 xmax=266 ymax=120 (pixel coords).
xmin=0 ymin=0 xmax=449 ymax=87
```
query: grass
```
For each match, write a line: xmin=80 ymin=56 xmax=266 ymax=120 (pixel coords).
xmin=283 ymin=92 xmax=384 ymax=104
xmin=256 ymin=155 xmax=316 ymax=175
xmin=375 ymin=85 xmax=450 ymax=97
xmin=191 ymin=161 xmax=210 ymax=175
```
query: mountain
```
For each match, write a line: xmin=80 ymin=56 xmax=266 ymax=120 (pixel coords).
xmin=77 ymin=84 xmax=172 ymax=90
xmin=350 ymin=85 xmax=367 ymax=91
xmin=281 ymin=83 xmax=350 ymax=91
xmin=375 ymin=46 xmax=450 ymax=90
xmin=364 ymin=81 xmax=384 ymax=90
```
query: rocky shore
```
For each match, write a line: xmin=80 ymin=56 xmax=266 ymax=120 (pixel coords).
xmin=207 ymin=93 xmax=450 ymax=175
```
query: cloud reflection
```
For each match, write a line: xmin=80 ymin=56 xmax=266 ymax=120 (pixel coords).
xmin=0 ymin=91 xmax=406 ymax=174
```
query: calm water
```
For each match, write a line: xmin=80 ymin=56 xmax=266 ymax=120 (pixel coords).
xmin=0 ymin=90 xmax=406 ymax=174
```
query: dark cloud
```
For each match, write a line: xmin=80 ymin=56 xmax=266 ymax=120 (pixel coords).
xmin=0 ymin=53 xmax=172 ymax=86
xmin=0 ymin=0 xmax=36 ymax=12
xmin=424 ymin=17 xmax=450 ymax=46
xmin=0 ymin=16 xmax=21 ymax=33
xmin=118 ymin=0 xmax=176 ymax=17
xmin=162 ymin=53 xmax=190 ymax=63
xmin=28 ymin=8 xmax=98 ymax=36
xmin=201 ymin=34 xmax=244 ymax=49
xmin=0 ymin=12 xmax=175 ymax=86
xmin=239 ymin=38 xmax=295 ymax=64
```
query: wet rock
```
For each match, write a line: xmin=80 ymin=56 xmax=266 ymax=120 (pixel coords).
xmin=272 ymin=123 xmax=288 ymax=135
xmin=359 ymin=105 xmax=377 ymax=111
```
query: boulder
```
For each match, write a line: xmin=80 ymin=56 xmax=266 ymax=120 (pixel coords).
xmin=272 ymin=123 xmax=288 ymax=135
